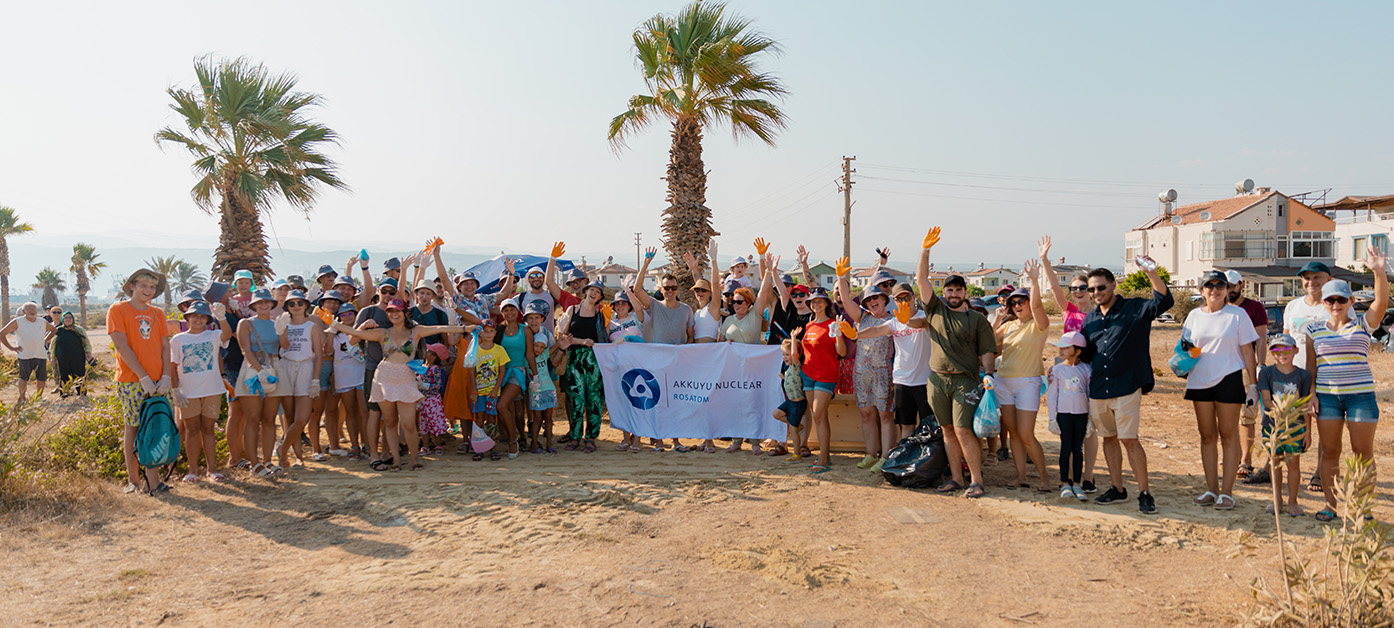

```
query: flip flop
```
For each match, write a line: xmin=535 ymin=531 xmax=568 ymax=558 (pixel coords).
xmin=209 ymin=473 xmax=227 ymax=483
xmin=964 ymin=483 xmax=987 ymax=498
xmin=1315 ymin=508 xmax=1335 ymax=522
xmin=783 ymin=455 xmax=804 ymax=464
xmin=810 ymin=464 xmax=831 ymax=474
xmin=935 ymin=480 xmax=965 ymax=493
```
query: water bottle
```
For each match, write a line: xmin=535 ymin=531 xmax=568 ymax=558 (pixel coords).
xmin=359 ymin=248 xmax=370 ymax=262
xmin=1134 ymin=255 xmax=1157 ymax=271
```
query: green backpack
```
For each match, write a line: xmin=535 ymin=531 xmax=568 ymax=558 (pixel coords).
xmin=135 ymin=395 xmax=180 ymax=468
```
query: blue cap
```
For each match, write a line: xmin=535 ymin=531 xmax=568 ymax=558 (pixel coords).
xmin=1321 ymin=279 xmax=1353 ymax=301
xmin=376 ymin=277 xmax=398 ymax=290
xmin=271 ymin=279 xmax=290 ymax=289
xmin=285 ymin=290 xmax=310 ymax=305
xmin=316 ymin=264 xmax=337 ymax=279
xmin=524 ymin=300 xmax=549 ymax=318
xmin=202 ymin=282 xmax=229 ymax=304
xmin=566 ymin=268 xmax=588 ymax=283
xmin=1298 ymin=261 xmax=1331 ymax=277
xmin=722 ymin=279 xmax=741 ymax=294
xmin=233 ymin=269 xmax=254 ymax=283
xmin=384 ymin=257 xmax=401 ymax=271
xmin=177 ymin=289 xmax=203 ymax=307
xmin=453 ymin=271 xmax=478 ymax=286
xmin=183 ymin=300 xmax=213 ymax=320
xmin=779 ymin=273 xmax=796 ymax=285
xmin=249 ymin=288 xmax=276 ymax=307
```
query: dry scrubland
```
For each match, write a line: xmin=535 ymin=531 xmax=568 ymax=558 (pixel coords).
xmin=0 ymin=326 xmax=1390 ymax=627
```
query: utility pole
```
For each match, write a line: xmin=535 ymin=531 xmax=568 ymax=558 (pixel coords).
xmin=840 ymin=156 xmax=856 ymax=260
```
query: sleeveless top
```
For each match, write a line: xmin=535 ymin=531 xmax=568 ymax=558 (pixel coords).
xmin=721 ymin=312 xmax=763 ymax=344
xmin=694 ymin=306 xmax=720 ymax=340
xmin=1062 ymin=302 xmax=1086 ymax=333
xmin=281 ymin=321 xmax=316 ymax=361
xmin=15 ymin=317 xmax=48 ymax=359
xmin=247 ymin=318 xmax=279 ymax=360
xmin=568 ymin=311 xmax=601 ymax=343
xmin=499 ymin=324 xmax=529 ymax=367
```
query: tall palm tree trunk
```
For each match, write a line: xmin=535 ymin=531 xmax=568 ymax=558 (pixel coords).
xmin=213 ymin=191 xmax=274 ymax=282
xmin=0 ymin=238 xmax=9 ymax=325
xmin=661 ymin=114 xmax=718 ymax=303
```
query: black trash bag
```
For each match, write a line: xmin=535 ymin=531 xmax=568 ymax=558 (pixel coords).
xmin=881 ymin=421 xmax=948 ymax=489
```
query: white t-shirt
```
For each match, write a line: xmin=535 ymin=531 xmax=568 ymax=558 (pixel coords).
xmin=332 ymin=331 xmax=365 ymax=389
xmin=723 ymin=273 xmax=754 ymax=289
xmin=608 ymin=314 xmax=643 ymax=343
xmin=15 ymin=317 xmax=48 ymax=359
xmin=1284 ymin=296 xmax=1328 ymax=370
xmin=885 ymin=312 xmax=932 ymax=386
xmin=1183 ymin=304 xmax=1260 ymax=389
xmin=694 ymin=306 xmax=720 ymax=340
xmin=170 ymin=329 xmax=227 ymax=399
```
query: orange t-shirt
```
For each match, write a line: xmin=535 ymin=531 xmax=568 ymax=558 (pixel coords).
xmin=107 ymin=300 xmax=169 ymax=383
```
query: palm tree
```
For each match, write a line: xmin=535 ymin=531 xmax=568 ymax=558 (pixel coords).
xmin=32 ymin=268 xmax=66 ymax=310
xmin=172 ymin=260 xmax=207 ymax=295
xmin=70 ymin=242 xmax=106 ymax=326
xmin=145 ymin=256 xmax=182 ymax=310
xmin=607 ymin=1 xmax=788 ymax=292
xmin=0 ymin=205 xmax=35 ymax=324
xmin=155 ymin=56 xmax=348 ymax=282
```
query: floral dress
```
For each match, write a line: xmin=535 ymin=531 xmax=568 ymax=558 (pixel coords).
xmin=417 ymin=364 xmax=449 ymax=436
xmin=853 ymin=313 xmax=894 ymax=411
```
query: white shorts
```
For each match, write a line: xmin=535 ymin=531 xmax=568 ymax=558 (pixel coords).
xmin=996 ymin=375 xmax=1044 ymax=412
xmin=276 ymin=358 xmax=316 ymax=397
xmin=235 ymin=362 xmax=280 ymax=398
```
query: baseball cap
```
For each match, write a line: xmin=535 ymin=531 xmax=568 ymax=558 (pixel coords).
xmin=316 ymin=264 xmax=337 ymax=280
xmin=384 ymin=257 xmax=401 ymax=271
xmin=1200 ymin=270 xmax=1228 ymax=287
xmin=1321 ymin=279 xmax=1353 ymax=301
xmin=1053 ymin=331 xmax=1087 ymax=348
xmin=944 ymin=274 xmax=967 ymax=288
xmin=384 ymin=298 xmax=409 ymax=312
xmin=892 ymin=282 xmax=915 ymax=297
xmin=1223 ymin=270 xmax=1243 ymax=285
xmin=566 ymin=268 xmax=588 ymax=283
xmin=1268 ymin=333 xmax=1298 ymax=350
xmin=789 ymin=284 xmax=810 ymax=295
xmin=1298 ymin=261 xmax=1331 ymax=277
xmin=425 ymin=343 xmax=449 ymax=362
xmin=996 ymin=284 xmax=1016 ymax=295
xmin=722 ymin=279 xmax=741 ymax=294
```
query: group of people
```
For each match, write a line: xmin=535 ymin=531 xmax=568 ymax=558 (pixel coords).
xmin=9 ymin=229 xmax=1385 ymax=519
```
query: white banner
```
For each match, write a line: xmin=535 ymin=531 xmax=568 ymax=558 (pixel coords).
xmin=593 ymin=342 xmax=787 ymax=440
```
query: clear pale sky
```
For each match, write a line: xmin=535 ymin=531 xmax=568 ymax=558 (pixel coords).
xmin=3 ymin=1 xmax=1392 ymax=281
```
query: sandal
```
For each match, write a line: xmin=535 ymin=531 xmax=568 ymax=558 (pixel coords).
xmin=1243 ymin=467 xmax=1271 ymax=485
xmin=532 ymin=447 xmax=544 ymax=454
xmin=387 ymin=464 xmax=401 ymax=471
xmin=1214 ymin=494 xmax=1236 ymax=510
xmin=490 ymin=452 xmax=502 ymax=461
xmin=751 ymin=443 xmax=764 ymax=455
xmin=673 ymin=444 xmax=691 ymax=453
xmin=209 ymin=472 xmax=227 ymax=483
xmin=565 ymin=441 xmax=582 ymax=451
xmin=456 ymin=445 xmax=472 ymax=455
xmin=181 ymin=474 xmax=199 ymax=484
xmin=433 ymin=446 xmax=444 ymax=455
xmin=546 ymin=448 xmax=557 ymax=454
xmin=1193 ymin=491 xmax=1217 ymax=507
xmin=1265 ymin=502 xmax=1278 ymax=515
xmin=1308 ymin=474 xmax=1323 ymax=492
xmin=411 ymin=463 xmax=424 ymax=471
xmin=799 ymin=447 xmax=812 ymax=457
xmin=983 ymin=452 xmax=998 ymax=466
xmin=704 ymin=445 xmax=718 ymax=453
xmin=810 ymin=464 xmax=831 ymax=475
xmin=370 ymin=460 xmax=389 ymax=471
xmin=935 ymin=480 xmax=965 ymax=494
xmin=964 ymin=483 xmax=986 ymax=498
xmin=1315 ymin=508 xmax=1336 ymax=522
xmin=1237 ymin=464 xmax=1254 ymax=479
xmin=582 ymin=441 xmax=596 ymax=454
xmin=1289 ymin=505 xmax=1305 ymax=517
xmin=783 ymin=455 xmax=803 ymax=464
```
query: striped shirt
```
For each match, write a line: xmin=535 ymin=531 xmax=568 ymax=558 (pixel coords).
xmin=1305 ymin=317 xmax=1375 ymax=394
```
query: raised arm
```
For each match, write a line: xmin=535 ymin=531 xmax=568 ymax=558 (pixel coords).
xmin=1025 ymin=259 xmax=1049 ymax=332
xmin=1038 ymin=236 xmax=1069 ymax=312
xmin=796 ymin=245 xmax=812 ymax=288
xmin=916 ymin=227 xmax=941 ymax=303
xmin=769 ymin=254 xmax=791 ymax=309
xmin=210 ymin=302 xmax=235 ymax=342
xmin=754 ymin=254 xmax=775 ymax=316
xmin=705 ymin=240 xmax=721 ymax=319
xmin=834 ymin=257 xmax=859 ymax=323
xmin=412 ymin=324 xmax=477 ymax=341
xmin=1364 ymin=246 xmax=1389 ymax=330
xmin=329 ymin=319 xmax=387 ymax=343
xmin=631 ymin=247 xmax=657 ymax=310
xmin=544 ymin=241 xmax=565 ymax=301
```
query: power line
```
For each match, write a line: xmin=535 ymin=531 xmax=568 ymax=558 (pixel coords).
xmin=744 ymin=187 xmax=839 ymax=231
xmin=720 ymin=160 xmax=839 ymax=216
xmin=860 ymin=162 xmax=1394 ymax=191
xmin=857 ymin=186 xmax=1136 ymax=210
xmin=858 ymin=173 xmax=1147 ymax=197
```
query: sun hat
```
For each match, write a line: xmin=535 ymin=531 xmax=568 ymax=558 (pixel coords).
xmin=479 ymin=318 xmax=496 ymax=328
xmin=566 ymin=268 xmax=588 ymax=283
xmin=333 ymin=275 xmax=356 ymax=289
xmin=286 ymin=275 xmax=306 ymax=289
xmin=338 ymin=303 xmax=359 ymax=317
xmin=123 ymin=268 xmax=169 ymax=297
xmin=203 ymin=281 xmax=230 ymax=304
xmin=1007 ymin=287 xmax=1031 ymax=304
xmin=271 ymin=279 xmax=290 ymax=290
xmin=1223 ymin=270 xmax=1244 ymax=285
xmin=693 ymin=278 xmax=713 ymax=292
xmin=533 ymin=332 xmax=547 ymax=345
xmin=314 ymin=292 xmax=343 ymax=306
xmin=1200 ymin=270 xmax=1228 ymax=287
xmin=968 ymin=296 xmax=988 ymax=310
xmin=612 ymin=291 xmax=631 ymax=305
xmin=892 ymin=282 xmax=915 ymax=297
xmin=870 ymin=270 xmax=895 ymax=287
xmin=1268 ymin=333 xmax=1298 ymax=350
xmin=384 ymin=257 xmax=401 ymax=271
xmin=585 ymin=279 xmax=606 ymax=294
xmin=285 ymin=290 xmax=310 ymax=306
xmin=1321 ymin=279 xmax=1353 ymax=301
xmin=806 ymin=286 xmax=833 ymax=304
xmin=182 ymin=300 xmax=213 ymax=321
xmin=425 ymin=343 xmax=449 ymax=362
xmin=500 ymin=297 xmax=521 ymax=311
xmin=729 ymin=256 xmax=748 ymax=268
xmin=233 ymin=269 xmax=254 ymax=283
xmin=376 ymin=277 xmax=398 ymax=290
xmin=996 ymin=284 xmax=1016 ymax=295
xmin=1053 ymin=331 xmax=1087 ymax=348
xmin=1298 ymin=261 xmax=1331 ymax=277
xmin=944 ymin=274 xmax=967 ymax=288
xmin=524 ymin=300 xmax=549 ymax=318
xmin=860 ymin=285 xmax=890 ymax=308
xmin=526 ymin=266 xmax=545 ymax=277
xmin=413 ymin=279 xmax=437 ymax=296
xmin=177 ymin=289 xmax=203 ymax=308
xmin=453 ymin=271 xmax=479 ymax=286
xmin=779 ymin=273 xmax=796 ymax=285
xmin=385 ymin=298 xmax=409 ymax=312
xmin=248 ymin=288 xmax=276 ymax=307
xmin=316 ymin=264 xmax=337 ymax=280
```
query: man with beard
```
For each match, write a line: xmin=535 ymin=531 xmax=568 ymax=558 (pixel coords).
xmin=914 ymin=227 xmax=997 ymax=498
xmin=1223 ymin=270 xmax=1268 ymax=479
xmin=1079 ymin=259 xmax=1172 ymax=514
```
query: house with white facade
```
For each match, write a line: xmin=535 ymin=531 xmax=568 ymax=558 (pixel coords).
xmin=593 ymin=263 xmax=639 ymax=290
xmin=965 ymin=265 xmax=1018 ymax=291
xmin=1320 ymin=194 xmax=1394 ymax=274
xmin=1124 ymin=187 xmax=1365 ymax=297
xmin=1018 ymin=259 xmax=1092 ymax=290
xmin=849 ymin=265 xmax=913 ymax=289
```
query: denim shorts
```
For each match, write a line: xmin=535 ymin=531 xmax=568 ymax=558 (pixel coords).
xmin=800 ymin=372 xmax=836 ymax=395
xmin=1316 ymin=391 xmax=1379 ymax=424
xmin=502 ymin=366 xmax=527 ymax=390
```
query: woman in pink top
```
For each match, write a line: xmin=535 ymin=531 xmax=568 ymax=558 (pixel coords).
xmin=1038 ymin=236 xmax=1100 ymax=493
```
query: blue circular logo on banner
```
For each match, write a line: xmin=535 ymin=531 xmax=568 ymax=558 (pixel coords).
xmin=621 ymin=368 xmax=660 ymax=410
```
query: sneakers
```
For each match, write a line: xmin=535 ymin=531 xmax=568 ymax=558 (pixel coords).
xmin=856 ymin=454 xmax=878 ymax=469
xmin=1060 ymin=486 xmax=1074 ymax=499
xmin=1138 ymin=491 xmax=1157 ymax=515
xmin=1071 ymin=485 xmax=1087 ymax=501
xmin=1094 ymin=486 xmax=1128 ymax=505
xmin=1081 ymin=480 xmax=1098 ymax=493
xmin=869 ymin=458 xmax=885 ymax=473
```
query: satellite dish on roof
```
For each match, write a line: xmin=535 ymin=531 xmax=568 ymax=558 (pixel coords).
xmin=1171 ymin=215 xmax=1182 ymax=225
xmin=1235 ymin=179 xmax=1255 ymax=194
xmin=1158 ymin=189 xmax=1178 ymax=203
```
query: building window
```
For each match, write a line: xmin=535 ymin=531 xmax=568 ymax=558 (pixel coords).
xmin=1124 ymin=238 xmax=1143 ymax=260
xmin=1200 ymin=230 xmax=1274 ymax=260
xmin=1289 ymin=231 xmax=1335 ymax=259
xmin=1354 ymin=236 xmax=1368 ymax=260
xmin=986 ymin=278 xmax=997 ymax=287
xmin=1373 ymin=234 xmax=1389 ymax=257
xmin=1184 ymin=240 xmax=1194 ymax=261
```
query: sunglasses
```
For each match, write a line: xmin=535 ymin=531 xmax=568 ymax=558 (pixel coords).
xmin=379 ymin=289 xmax=397 ymax=296
xmin=732 ymin=299 xmax=748 ymax=305
xmin=1069 ymin=285 xmax=1088 ymax=293
xmin=662 ymin=285 xmax=678 ymax=291
xmin=1202 ymin=282 xmax=1227 ymax=290
xmin=1085 ymin=285 xmax=1110 ymax=293
xmin=1325 ymin=296 xmax=1349 ymax=304
xmin=693 ymin=288 xmax=709 ymax=293
xmin=792 ymin=293 xmax=808 ymax=299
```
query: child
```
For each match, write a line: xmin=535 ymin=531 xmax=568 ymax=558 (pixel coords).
xmin=417 ymin=343 xmax=450 ymax=455
xmin=170 ymin=300 xmax=234 ymax=483
xmin=471 ymin=320 xmax=509 ymax=461
xmin=108 ymin=268 xmax=173 ymax=494
xmin=1046 ymin=331 xmax=1091 ymax=501
xmin=330 ymin=306 xmax=367 ymax=459
xmin=773 ymin=339 xmax=810 ymax=463
xmin=605 ymin=291 xmax=645 ymax=450
xmin=1257 ymin=333 xmax=1315 ymax=517
xmin=523 ymin=303 xmax=560 ymax=453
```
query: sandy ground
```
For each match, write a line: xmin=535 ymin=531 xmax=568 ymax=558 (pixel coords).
xmin=2 ymin=326 xmax=1391 ymax=627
